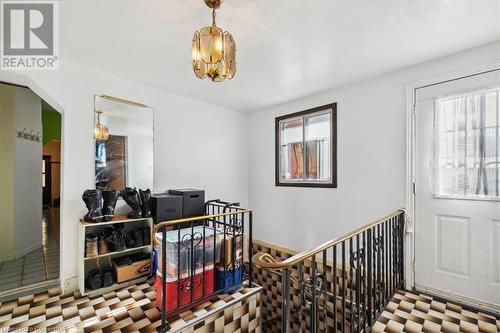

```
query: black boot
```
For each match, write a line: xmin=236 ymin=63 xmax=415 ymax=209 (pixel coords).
xmin=121 ymin=187 xmax=143 ymax=219
xmin=143 ymin=227 xmax=151 ymax=246
xmin=102 ymin=267 xmax=115 ymax=287
xmin=102 ymin=189 xmax=119 ymax=222
xmin=126 ymin=230 xmax=137 ymax=248
xmin=133 ymin=230 xmax=144 ymax=247
xmin=86 ymin=269 xmax=102 ymax=290
xmin=82 ymin=190 xmax=103 ymax=223
xmin=139 ymin=189 xmax=152 ymax=218
xmin=105 ymin=226 xmax=126 ymax=252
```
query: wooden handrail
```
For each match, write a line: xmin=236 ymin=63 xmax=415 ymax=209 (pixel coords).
xmin=152 ymin=206 xmax=253 ymax=245
xmin=252 ymin=209 xmax=405 ymax=270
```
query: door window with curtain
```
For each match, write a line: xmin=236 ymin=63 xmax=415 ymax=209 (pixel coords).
xmin=434 ymin=86 xmax=500 ymax=200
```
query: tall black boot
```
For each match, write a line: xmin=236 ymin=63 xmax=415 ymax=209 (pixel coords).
xmin=82 ymin=190 xmax=103 ymax=223
xmin=139 ymin=189 xmax=152 ymax=218
xmin=121 ymin=187 xmax=143 ymax=219
xmin=102 ymin=189 xmax=119 ymax=222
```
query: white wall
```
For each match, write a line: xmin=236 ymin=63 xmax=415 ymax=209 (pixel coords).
xmin=0 ymin=84 xmax=42 ymax=261
xmin=248 ymin=41 xmax=500 ymax=253
xmin=13 ymin=87 xmax=43 ymax=257
xmin=1 ymin=62 xmax=248 ymax=290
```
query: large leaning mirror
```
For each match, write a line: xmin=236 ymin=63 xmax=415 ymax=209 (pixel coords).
xmin=94 ymin=95 xmax=153 ymax=191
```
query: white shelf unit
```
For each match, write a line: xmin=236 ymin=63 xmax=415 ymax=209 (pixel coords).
xmin=78 ymin=216 xmax=153 ymax=297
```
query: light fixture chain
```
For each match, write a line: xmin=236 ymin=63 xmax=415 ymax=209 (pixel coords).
xmin=212 ymin=9 xmax=216 ymax=26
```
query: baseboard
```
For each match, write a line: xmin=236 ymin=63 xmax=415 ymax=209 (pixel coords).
xmin=15 ymin=241 xmax=42 ymax=258
xmin=0 ymin=279 xmax=60 ymax=303
xmin=414 ymin=283 xmax=500 ymax=316
xmin=0 ymin=241 xmax=42 ymax=262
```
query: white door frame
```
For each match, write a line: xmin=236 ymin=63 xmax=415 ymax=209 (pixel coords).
xmin=405 ymin=61 xmax=500 ymax=303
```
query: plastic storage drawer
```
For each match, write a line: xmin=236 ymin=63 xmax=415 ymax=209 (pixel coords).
xmin=216 ymin=265 xmax=243 ymax=293
xmin=154 ymin=267 xmax=214 ymax=312
xmin=155 ymin=226 xmax=222 ymax=277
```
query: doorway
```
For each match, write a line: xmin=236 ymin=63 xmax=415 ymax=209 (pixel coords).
xmin=414 ymin=70 xmax=500 ymax=312
xmin=0 ymin=83 xmax=61 ymax=299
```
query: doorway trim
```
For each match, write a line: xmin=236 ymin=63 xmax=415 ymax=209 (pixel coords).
xmin=405 ymin=60 xmax=500 ymax=310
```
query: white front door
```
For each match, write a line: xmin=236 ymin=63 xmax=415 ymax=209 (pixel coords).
xmin=415 ymin=70 xmax=500 ymax=312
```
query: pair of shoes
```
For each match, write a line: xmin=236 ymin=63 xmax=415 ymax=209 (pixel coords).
xmin=86 ymin=267 xmax=115 ymax=290
xmin=85 ymin=228 xmax=117 ymax=257
xmin=82 ymin=189 xmax=120 ymax=223
xmin=114 ymin=252 xmax=150 ymax=267
xmin=126 ymin=227 xmax=151 ymax=248
xmin=121 ymin=188 xmax=151 ymax=219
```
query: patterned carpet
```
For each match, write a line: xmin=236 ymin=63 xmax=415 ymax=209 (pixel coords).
xmin=0 ymin=282 xmax=262 ymax=332
xmin=373 ymin=291 xmax=500 ymax=333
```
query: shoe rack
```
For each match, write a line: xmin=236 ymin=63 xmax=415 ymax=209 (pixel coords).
xmin=77 ymin=216 xmax=153 ymax=297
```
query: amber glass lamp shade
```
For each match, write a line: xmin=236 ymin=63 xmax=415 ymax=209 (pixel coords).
xmin=94 ymin=112 xmax=109 ymax=141
xmin=192 ymin=24 xmax=236 ymax=82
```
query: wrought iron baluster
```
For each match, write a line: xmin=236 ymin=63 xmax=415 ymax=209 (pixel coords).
xmin=367 ymin=228 xmax=372 ymax=327
xmin=161 ymin=227 xmax=168 ymax=331
xmin=248 ymin=211 xmax=253 ymax=287
xmin=332 ymin=245 xmax=337 ymax=333
xmin=392 ymin=217 xmax=397 ymax=292
xmin=202 ymin=218 xmax=206 ymax=298
xmin=231 ymin=208 xmax=236 ymax=288
xmin=384 ymin=220 xmax=388 ymax=303
xmin=190 ymin=222 xmax=195 ymax=304
xmin=355 ymin=234 xmax=361 ymax=333
xmin=311 ymin=255 xmax=318 ymax=332
xmin=349 ymin=238 xmax=354 ymax=331
xmin=322 ymin=250 xmax=328 ymax=333
xmin=376 ymin=224 xmax=381 ymax=312
xmin=177 ymin=225 xmax=181 ymax=310
xmin=389 ymin=217 xmax=393 ymax=295
xmin=299 ymin=263 xmax=304 ymax=333
xmin=241 ymin=212 xmax=245 ymax=285
xmin=361 ymin=231 xmax=366 ymax=332
xmin=399 ymin=213 xmax=405 ymax=289
xmin=341 ymin=242 xmax=346 ymax=333
xmin=282 ymin=268 xmax=291 ymax=333
xmin=223 ymin=213 xmax=227 ymax=289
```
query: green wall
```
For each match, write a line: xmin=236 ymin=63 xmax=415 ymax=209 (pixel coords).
xmin=42 ymin=108 xmax=61 ymax=145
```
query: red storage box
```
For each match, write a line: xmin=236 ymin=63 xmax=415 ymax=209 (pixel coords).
xmin=154 ymin=267 xmax=214 ymax=313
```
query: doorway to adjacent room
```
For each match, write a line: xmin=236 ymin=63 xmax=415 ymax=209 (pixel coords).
xmin=0 ymin=83 xmax=61 ymax=299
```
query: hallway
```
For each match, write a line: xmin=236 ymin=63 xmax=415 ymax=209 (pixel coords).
xmin=0 ymin=209 xmax=59 ymax=293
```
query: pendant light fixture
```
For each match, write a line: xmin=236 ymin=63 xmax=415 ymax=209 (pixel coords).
xmin=192 ymin=0 xmax=236 ymax=82
xmin=94 ymin=111 xmax=109 ymax=141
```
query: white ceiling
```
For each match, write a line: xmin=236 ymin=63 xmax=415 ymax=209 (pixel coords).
xmin=60 ymin=0 xmax=500 ymax=113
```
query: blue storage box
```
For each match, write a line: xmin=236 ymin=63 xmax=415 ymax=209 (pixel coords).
xmin=216 ymin=265 xmax=243 ymax=293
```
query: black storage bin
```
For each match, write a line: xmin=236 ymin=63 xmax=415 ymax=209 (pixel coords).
xmin=168 ymin=189 xmax=205 ymax=217
xmin=151 ymin=194 xmax=182 ymax=224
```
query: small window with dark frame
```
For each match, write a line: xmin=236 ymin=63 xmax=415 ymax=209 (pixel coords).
xmin=275 ymin=103 xmax=337 ymax=187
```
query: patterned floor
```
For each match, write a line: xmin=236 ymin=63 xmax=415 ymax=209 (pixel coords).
xmin=373 ymin=291 xmax=500 ymax=333
xmin=0 ymin=281 xmax=262 ymax=332
xmin=0 ymin=209 xmax=59 ymax=293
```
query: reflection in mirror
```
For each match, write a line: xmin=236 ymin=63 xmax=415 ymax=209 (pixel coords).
xmin=94 ymin=95 xmax=153 ymax=191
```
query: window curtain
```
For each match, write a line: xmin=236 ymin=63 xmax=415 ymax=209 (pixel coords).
xmin=435 ymin=88 xmax=499 ymax=199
